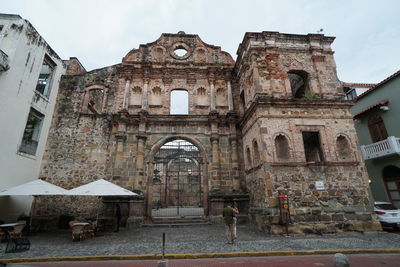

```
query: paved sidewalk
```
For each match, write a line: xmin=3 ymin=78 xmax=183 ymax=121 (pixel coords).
xmin=5 ymin=254 xmax=400 ymax=267
xmin=1 ymin=224 xmax=400 ymax=261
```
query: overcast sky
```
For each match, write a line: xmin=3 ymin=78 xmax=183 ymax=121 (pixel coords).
xmin=2 ymin=0 xmax=399 ymax=83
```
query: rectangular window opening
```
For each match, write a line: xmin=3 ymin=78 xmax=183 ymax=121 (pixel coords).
xmin=19 ymin=108 xmax=44 ymax=155
xmin=302 ymin=131 xmax=324 ymax=162
xmin=35 ymin=55 xmax=56 ymax=97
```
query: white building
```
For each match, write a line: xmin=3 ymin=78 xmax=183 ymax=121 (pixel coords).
xmin=0 ymin=14 xmax=66 ymax=221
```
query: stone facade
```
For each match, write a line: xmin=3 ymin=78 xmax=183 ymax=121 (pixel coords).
xmin=37 ymin=31 xmax=381 ymax=234
xmin=235 ymin=32 xmax=380 ymax=234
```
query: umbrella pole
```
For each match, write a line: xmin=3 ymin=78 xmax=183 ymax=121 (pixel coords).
xmin=28 ymin=196 xmax=36 ymax=234
xmin=96 ymin=197 xmax=101 ymax=233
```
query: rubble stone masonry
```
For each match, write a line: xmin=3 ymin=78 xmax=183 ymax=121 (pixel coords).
xmin=37 ymin=31 xmax=381 ymax=234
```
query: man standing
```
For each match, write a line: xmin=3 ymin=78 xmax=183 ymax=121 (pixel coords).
xmin=222 ymin=202 xmax=239 ymax=244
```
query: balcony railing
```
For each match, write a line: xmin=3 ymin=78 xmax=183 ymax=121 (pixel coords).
xmin=0 ymin=49 xmax=9 ymax=71
xmin=360 ymin=136 xmax=400 ymax=160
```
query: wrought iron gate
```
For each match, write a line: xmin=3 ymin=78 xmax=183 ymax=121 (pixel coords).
xmin=151 ymin=139 xmax=204 ymax=217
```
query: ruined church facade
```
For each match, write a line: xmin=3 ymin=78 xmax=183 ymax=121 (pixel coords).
xmin=37 ymin=31 xmax=381 ymax=234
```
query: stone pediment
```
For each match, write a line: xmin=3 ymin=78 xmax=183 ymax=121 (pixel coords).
xmin=122 ymin=31 xmax=234 ymax=66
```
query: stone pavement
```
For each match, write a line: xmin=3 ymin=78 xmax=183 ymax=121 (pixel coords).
xmin=5 ymin=254 xmax=400 ymax=267
xmin=1 ymin=224 xmax=400 ymax=260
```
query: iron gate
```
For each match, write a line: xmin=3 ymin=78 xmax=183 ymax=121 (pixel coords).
xmin=151 ymin=139 xmax=204 ymax=217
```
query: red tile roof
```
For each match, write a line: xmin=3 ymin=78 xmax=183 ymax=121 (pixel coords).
xmin=342 ymin=82 xmax=376 ymax=88
xmin=353 ymin=99 xmax=389 ymax=119
xmin=356 ymin=69 xmax=400 ymax=100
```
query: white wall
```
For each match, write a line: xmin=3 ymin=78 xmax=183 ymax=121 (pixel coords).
xmin=0 ymin=14 xmax=66 ymax=221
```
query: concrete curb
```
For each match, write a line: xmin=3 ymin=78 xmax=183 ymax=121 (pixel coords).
xmin=2 ymin=249 xmax=400 ymax=263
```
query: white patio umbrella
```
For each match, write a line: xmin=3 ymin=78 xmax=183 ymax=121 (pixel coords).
xmin=67 ymin=179 xmax=137 ymax=228
xmin=0 ymin=179 xmax=68 ymax=196
xmin=67 ymin=179 xmax=137 ymax=196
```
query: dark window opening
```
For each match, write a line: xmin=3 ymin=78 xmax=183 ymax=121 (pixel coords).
xmin=240 ymin=91 xmax=246 ymax=110
xmin=368 ymin=116 xmax=388 ymax=143
xmin=302 ymin=131 xmax=324 ymax=162
xmin=288 ymin=71 xmax=309 ymax=98
xmin=253 ymin=141 xmax=260 ymax=164
xmin=19 ymin=108 xmax=44 ymax=155
xmin=35 ymin=55 xmax=56 ymax=97
xmin=246 ymin=147 xmax=252 ymax=167
xmin=345 ymin=88 xmax=357 ymax=100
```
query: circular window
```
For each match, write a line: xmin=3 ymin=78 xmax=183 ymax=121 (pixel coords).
xmin=174 ymin=48 xmax=187 ymax=57
xmin=170 ymin=43 xmax=191 ymax=60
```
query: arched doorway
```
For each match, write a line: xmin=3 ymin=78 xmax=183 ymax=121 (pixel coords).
xmin=383 ymin=165 xmax=400 ymax=208
xmin=151 ymin=139 xmax=204 ymax=217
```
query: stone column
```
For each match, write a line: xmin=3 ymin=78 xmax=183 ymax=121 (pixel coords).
xmin=210 ymin=79 xmax=216 ymax=111
xmin=200 ymin=158 xmax=209 ymax=216
xmin=113 ymin=122 xmax=127 ymax=179
xmin=228 ymin=113 xmax=240 ymax=190
xmin=142 ymin=79 xmax=149 ymax=110
xmin=227 ymin=80 xmax=233 ymax=111
xmin=122 ymin=79 xmax=130 ymax=110
xmin=145 ymin=160 xmax=154 ymax=220
xmin=210 ymin=135 xmax=220 ymax=180
xmin=134 ymin=135 xmax=147 ymax=190
xmin=229 ymin=137 xmax=240 ymax=190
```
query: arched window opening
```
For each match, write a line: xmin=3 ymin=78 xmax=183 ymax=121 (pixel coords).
xmin=216 ymin=88 xmax=227 ymax=106
xmin=150 ymin=87 xmax=162 ymax=106
xmin=368 ymin=115 xmax=388 ymax=142
xmin=336 ymin=135 xmax=352 ymax=161
xmin=288 ymin=70 xmax=309 ymax=98
xmin=130 ymin=86 xmax=142 ymax=106
xmin=275 ymin=134 xmax=290 ymax=160
xmin=383 ymin=166 xmax=400 ymax=208
xmin=85 ymin=89 xmax=104 ymax=114
xmin=246 ymin=147 xmax=252 ymax=168
xmin=253 ymin=140 xmax=260 ymax=164
xmin=170 ymin=89 xmax=188 ymax=114
xmin=196 ymin=87 xmax=207 ymax=106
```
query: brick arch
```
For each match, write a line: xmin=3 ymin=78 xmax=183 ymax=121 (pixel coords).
xmin=146 ymin=135 xmax=208 ymax=164
xmin=145 ymin=135 xmax=210 ymax=216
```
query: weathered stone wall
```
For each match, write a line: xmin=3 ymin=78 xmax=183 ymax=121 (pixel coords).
xmin=235 ymin=32 xmax=381 ymax=234
xmin=37 ymin=32 xmax=246 ymax=221
xmin=36 ymin=31 xmax=379 ymax=234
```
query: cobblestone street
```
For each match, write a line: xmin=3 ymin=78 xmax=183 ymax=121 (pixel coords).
xmin=2 ymin=224 xmax=400 ymax=259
